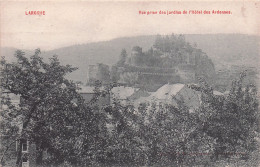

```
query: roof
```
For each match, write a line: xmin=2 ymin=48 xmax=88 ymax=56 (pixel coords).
xmin=78 ymin=86 xmax=95 ymax=93
xmin=213 ymin=91 xmax=224 ymax=96
xmin=1 ymin=93 xmax=20 ymax=105
xmin=78 ymin=86 xmax=105 ymax=94
xmin=111 ymin=86 xmax=139 ymax=100
xmin=134 ymin=84 xmax=203 ymax=108
xmin=149 ymin=83 xmax=185 ymax=100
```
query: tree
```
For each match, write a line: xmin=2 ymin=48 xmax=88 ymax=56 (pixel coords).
xmin=153 ymin=34 xmax=163 ymax=50
xmin=117 ymin=49 xmax=127 ymax=67
xmin=0 ymin=49 xmax=87 ymax=166
xmin=189 ymin=73 xmax=259 ymax=165
xmin=103 ymin=71 xmax=259 ymax=166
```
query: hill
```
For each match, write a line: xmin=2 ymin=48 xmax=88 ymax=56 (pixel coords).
xmin=1 ymin=34 xmax=259 ymax=83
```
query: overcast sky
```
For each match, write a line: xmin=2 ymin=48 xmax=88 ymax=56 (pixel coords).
xmin=1 ymin=1 xmax=259 ymax=50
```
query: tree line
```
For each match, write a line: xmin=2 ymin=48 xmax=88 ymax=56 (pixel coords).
xmin=0 ymin=49 xmax=259 ymax=166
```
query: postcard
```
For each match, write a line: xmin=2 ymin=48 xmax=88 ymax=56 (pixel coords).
xmin=0 ymin=1 xmax=259 ymax=167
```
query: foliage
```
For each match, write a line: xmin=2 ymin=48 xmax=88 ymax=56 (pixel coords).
xmin=1 ymin=49 xmax=258 ymax=166
xmin=0 ymin=49 xmax=106 ymax=166
xmin=129 ymin=34 xmax=200 ymax=68
xmin=189 ymin=73 xmax=259 ymax=164
xmin=116 ymin=49 xmax=127 ymax=67
xmin=111 ymin=34 xmax=215 ymax=88
xmin=101 ymin=72 xmax=259 ymax=166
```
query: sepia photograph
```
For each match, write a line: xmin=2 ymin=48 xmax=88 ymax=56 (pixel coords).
xmin=0 ymin=1 xmax=259 ymax=166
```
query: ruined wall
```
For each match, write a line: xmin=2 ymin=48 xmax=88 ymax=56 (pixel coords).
xmin=88 ymin=64 xmax=111 ymax=85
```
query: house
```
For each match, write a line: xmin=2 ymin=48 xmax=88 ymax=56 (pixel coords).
xmin=78 ymin=86 xmax=110 ymax=107
xmin=135 ymin=83 xmax=201 ymax=111
xmin=111 ymin=86 xmax=150 ymax=105
xmin=110 ymin=86 xmax=139 ymax=105
xmin=0 ymin=136 xmax=36 ymax=167
xmin=0 ymin=92 xmax=37 ymax=167
xmin=1 ymin=85 xmax=111 ymax=167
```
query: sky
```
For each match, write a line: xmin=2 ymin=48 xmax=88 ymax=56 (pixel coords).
xmin=0 ymin=1 xmax=259 ymax=50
